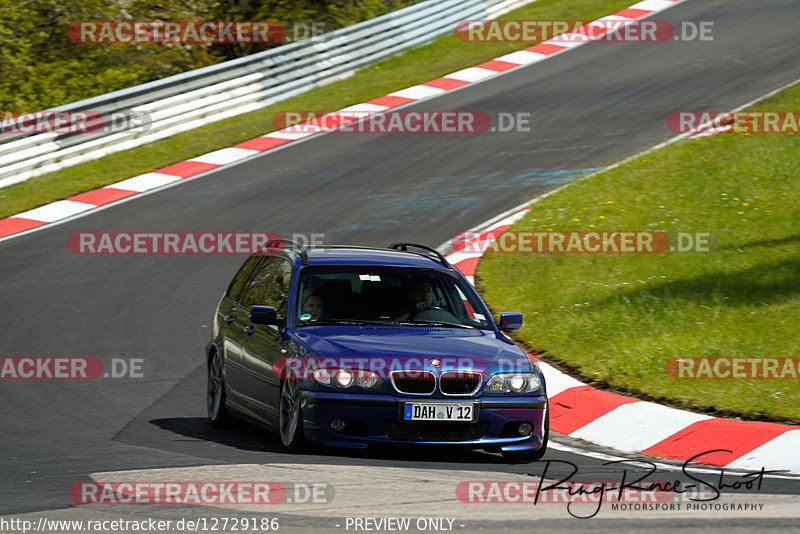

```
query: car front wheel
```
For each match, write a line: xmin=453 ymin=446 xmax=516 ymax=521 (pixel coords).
xmin=207 ymin=350 xmax=231 ymax=427
xmin=279 ymin=379 xmax=305 ymax=451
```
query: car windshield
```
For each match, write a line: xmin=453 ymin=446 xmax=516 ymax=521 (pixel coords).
xmin=294 ymin=265 xmax=493 ymax=329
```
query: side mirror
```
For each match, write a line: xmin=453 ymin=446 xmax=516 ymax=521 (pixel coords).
xmin=499 ymin=312 xmax=523 ymax=331
xmin=250 ymin=305 xmax=278 ymax=325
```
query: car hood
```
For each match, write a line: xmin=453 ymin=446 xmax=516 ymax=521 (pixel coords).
xmin=289 ymin=325 xmax=533 ymax=375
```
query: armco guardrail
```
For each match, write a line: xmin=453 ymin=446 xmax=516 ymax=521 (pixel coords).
xmin=0 ymin=0 xmax=533 ymax=189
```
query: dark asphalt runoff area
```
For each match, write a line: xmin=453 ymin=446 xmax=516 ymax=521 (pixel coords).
xmin=1 ymin=0 xmax=799 ymax=529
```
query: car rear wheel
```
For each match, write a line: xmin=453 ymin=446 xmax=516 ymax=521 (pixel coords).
xmin=279 ymin=379 xmax=305 ymax=451
xmin=207 ymin=350 xmax=231 ymax=427
xmin=502 ymin=411 xmax=549 ymax=463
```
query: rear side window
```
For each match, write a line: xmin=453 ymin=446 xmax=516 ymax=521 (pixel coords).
xmin=240 ymin=257 xmax=280 ymax=309
xmin=263 ymin=259 xmax=293 ymax=319
xmin=226 ymin=256 xmax=261 ymax=301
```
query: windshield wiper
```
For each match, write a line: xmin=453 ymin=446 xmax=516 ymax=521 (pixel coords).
xmin=296 ymin=319 xmax=398 ymax=326
xmin=398 ymin=320 xmax=476 ymax=329
xmin=298 ymin=318 xmax=477 ymax=329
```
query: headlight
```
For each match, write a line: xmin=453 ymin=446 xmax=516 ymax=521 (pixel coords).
xmin=336 ymin=370 xmax=354 ymax=387
xmin=486 ymin=372 xmax=541 ymax=393
xmin=312 ymin=368 xmax=383 ymax=389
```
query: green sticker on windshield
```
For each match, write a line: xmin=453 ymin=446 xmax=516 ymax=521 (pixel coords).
xmin=300 ymin=313 xmax=312 ymax=321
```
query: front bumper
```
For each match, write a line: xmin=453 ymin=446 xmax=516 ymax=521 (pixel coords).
xmin=300 ymin=390 xmax=548 ymax=452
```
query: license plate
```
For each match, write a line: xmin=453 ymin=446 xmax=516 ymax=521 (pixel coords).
xmin=403 ymin=402 xmax=476 ymax=422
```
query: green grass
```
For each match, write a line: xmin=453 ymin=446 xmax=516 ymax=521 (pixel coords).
xmin=478 ymin=82 xmax=800 ymax=424
xmin=0 ymin=0 xmax=634 ymax=219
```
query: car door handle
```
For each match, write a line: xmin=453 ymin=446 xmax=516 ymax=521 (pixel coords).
xmin=224 ymin=315 xmax=235 ymax=324
xmin=244 ymin=325 xmax=255 ymax=335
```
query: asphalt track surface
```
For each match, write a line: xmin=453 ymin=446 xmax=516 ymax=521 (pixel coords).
xmin=2 ymin=0 xmax=800 ymax=530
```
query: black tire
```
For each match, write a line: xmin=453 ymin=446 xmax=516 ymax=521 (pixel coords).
xmin=207 ymin=349 xmax=232 ymax=427
xmin=502 ymin=411 xmax=549 ymax=463
xmin=279 ymin=379 xmax=305 ymax=452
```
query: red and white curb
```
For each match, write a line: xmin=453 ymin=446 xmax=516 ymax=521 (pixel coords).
xmin=0 ymin=0 xmax=688 ymax=242
xmin=444 ymin=210 xmax=800 ymax=475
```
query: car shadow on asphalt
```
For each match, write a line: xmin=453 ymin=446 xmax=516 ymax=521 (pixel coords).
xmin=149 ymin=416 xmax=514 ymax=467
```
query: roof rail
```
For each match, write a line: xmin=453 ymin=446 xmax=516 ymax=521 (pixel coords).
xmin=307 ymin=244 xmax=386 ymax=252
xmin=265 ymin=242 xmax=451 ymax=267
xmin=301 ymin=244 xmax=393 ymax=265
xmin=388 ymin=242 xmax=451 ymax=267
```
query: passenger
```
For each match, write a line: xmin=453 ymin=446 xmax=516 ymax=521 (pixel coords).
xmin=300 ymin=291 xmax=324 ymax=321
xmin=395 ymin=279 xmax=434 ymax=320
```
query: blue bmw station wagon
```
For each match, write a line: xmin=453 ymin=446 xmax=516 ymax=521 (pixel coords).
xmin=207 ymin=243 xmax=549 ymax=462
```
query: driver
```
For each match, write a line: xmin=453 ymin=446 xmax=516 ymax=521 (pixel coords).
xmin=395 ymin=279 xmax=434 ymax=320
xmin=300 ymin=291 xmax=324 ymax=321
